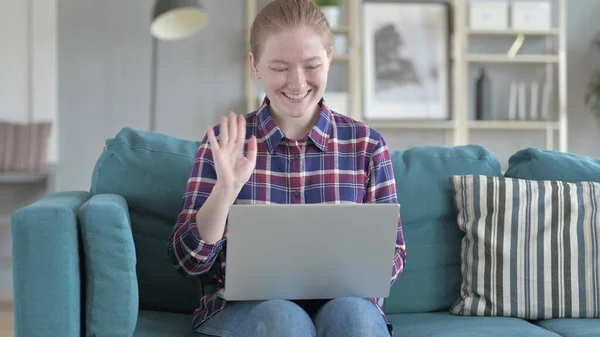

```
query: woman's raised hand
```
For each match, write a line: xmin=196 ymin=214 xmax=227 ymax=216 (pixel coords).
xmin=207 ymin=112 xmax=258 ymax=194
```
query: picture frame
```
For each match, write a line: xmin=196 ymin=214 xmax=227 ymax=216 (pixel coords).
xmin=362 ymin=1 xmax=451 ymax=120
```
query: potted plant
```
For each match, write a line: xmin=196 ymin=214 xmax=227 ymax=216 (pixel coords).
xmin=314 ymin=0 xmax=341 ymax=28
xmin=586 ymin=33 xmax=600 ymax=127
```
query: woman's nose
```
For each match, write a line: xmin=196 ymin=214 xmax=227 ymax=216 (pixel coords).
xmin=287 ymin=68 xmax=307 ymax=90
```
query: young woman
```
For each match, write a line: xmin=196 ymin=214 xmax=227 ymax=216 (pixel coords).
xmin=168 ymin=0 xmax=406 ymax=336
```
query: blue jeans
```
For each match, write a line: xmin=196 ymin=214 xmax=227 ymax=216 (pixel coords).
xmin=194 ymin=297 xmax=391 ymax=337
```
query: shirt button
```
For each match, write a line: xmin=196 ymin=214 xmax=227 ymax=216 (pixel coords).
xmin=294 ymin=154 xmax=300 ymax=160
xmin=293 ymin=191 xmax=300 ymax=197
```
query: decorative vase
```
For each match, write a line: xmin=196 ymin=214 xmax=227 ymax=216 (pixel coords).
xmin=474 ymin=68 xmax=492 ymax=120
xmin=321 ymin=6 xmax=340 ymax=28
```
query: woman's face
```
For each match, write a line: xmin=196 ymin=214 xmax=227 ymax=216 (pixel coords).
xmin=250 ymin=26 xmax=332 ymax=121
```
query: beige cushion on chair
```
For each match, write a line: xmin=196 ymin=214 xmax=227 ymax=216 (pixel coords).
xmin=0 ymin=121 xmax=52 ymax=172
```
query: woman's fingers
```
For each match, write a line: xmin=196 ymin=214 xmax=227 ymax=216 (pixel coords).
xmin=237 ymin=114 xmax=246 ymax=149
xmin=229 ymin=111 xmax=238 ymax=144
xmin=212 ymin=112 xmax=248 ymax=150
xmin=246 ymin=135 xmax=257 ymax=166
xmin=206 ymin=126 xmax=219 ymax=151
xmin=220 ymin=115 xmax=229 ymax=145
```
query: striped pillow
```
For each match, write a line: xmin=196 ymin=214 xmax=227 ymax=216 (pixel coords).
xmin=0 ymin=121 xmax=53 ymax=172
xmin=450 ymin=174 xmax=600 ymax=319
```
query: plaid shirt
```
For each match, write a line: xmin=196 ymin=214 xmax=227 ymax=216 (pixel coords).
xmin=168 ymin=97 xmax=406 ymax=335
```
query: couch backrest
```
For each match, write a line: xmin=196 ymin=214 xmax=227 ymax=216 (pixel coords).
xmin=505 ymin=147 xmax=600 ymax=182
xmin=90 ymin=127 xmax=508 ymax=315
xmin=382 ymin=145 xmax=503 ymax=314
xmin=91 ymin=127 xmax=203 ymax=313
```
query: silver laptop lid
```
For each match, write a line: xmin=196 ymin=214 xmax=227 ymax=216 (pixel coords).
xmin=223 ymin=203 xmax=400 ymax=301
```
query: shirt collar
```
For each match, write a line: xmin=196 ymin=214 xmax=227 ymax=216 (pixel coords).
xmin=256 ymin=96 xmax=333 ymax=153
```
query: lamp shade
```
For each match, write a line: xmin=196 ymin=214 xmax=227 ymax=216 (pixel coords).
xmin=151 ymin=0 xmax=207 ymax=40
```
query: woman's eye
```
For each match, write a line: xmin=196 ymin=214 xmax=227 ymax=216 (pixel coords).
xmin=272 ymin=68 xmax=287 ymax=72
xmin=306 ymin=65 xmax=321 ymax=70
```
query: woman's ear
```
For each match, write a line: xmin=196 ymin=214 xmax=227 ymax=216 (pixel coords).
xmin=327 ymin=46 xmax=334 ymax=69
xmin=248 ymin=52 xmax=261 ymax=79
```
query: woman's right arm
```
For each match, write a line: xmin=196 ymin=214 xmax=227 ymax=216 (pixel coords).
xmin=168 ymin=112 xmax=257 ymax=278
xmin=167 ymin=134 xmax=228 ymax=278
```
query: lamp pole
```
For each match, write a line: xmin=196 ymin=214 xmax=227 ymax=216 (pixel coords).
xmin=149 ymin=37 xmax=159 ymax=132
xmin=149 ymin=0 xmax=207 ymax=131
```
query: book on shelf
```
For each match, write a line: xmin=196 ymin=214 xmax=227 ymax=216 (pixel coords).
xmin=507 ymin=79 xmax=552 ymax=121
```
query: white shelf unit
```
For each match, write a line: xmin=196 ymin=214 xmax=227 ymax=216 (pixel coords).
xmin=465 ymin=54 xmax=560 ymax=63
xmin=454 ymin=0 xmax=568 ymax=151
xmin=0 ymin=171 xmax=48 ymax=184
xmin=467 ymin=28 xmax=560 ymax=36
xmin=243 ymin=0 xmax=568 ymax=152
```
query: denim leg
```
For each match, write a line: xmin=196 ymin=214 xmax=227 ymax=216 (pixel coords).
xmin=195 ymin=299 xmax=316 ymax=337
xmin=313 ymin=297 xmax=390 ymax=337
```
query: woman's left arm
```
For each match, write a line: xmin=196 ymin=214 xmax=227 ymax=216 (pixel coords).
xmin=363 ymin=136 xmax=406 ymax=285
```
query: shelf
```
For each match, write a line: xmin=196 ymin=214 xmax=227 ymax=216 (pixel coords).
xmin=0 ymin=171 xmax=48 ymax=183
xmin=466 ymin=54 xmax=559 ymax=64
xmin=367 ymin=120 xmax=454 ymax=130
xmin=366 ymin=120 xmax=558 ymax=130
xmin=467 ymin=28 xmax=560 ymax=36
xmin=468 ymin=120 xmax=559 ymax=130
xmin=331 ymin=27 xmax=349 ymax=35
xmin=332 ymin=55 xmax=349 ymax=62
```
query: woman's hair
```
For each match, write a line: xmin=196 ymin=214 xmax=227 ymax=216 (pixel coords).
xmin=250 ymin=0 xmax=333 ymax=62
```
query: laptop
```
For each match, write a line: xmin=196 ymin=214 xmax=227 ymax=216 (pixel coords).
xmin=221 ymin=203 xmax=400 ymax=301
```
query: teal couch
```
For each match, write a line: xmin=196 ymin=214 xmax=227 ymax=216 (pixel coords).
xmin=11 ymin=127 xmax=600 ymax=337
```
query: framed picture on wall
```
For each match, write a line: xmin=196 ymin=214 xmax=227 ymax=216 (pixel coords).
xmin=362 ymin=1 xmax=450 ymax=120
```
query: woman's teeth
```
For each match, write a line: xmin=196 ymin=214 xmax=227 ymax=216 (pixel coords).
xmin=284 ymin=91 xmax=309 ymax=100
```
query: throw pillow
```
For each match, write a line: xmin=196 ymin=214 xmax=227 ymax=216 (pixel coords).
xmin=0 ymin=121 xmax=52 ymax=172
xmin=450 ymin=174 xmax=600 ymax=319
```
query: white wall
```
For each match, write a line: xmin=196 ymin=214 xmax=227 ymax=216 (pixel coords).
xmin=12 ymin=0 xmax=600 ymax=192
xmin=56 ymin=0 xmax=245 ymax=192
xmin=563 ymin=1 xmax=600 ymax=158
xmin=0 ymin=0 xmax=58 ymax=164
xmin=56 ymin=0 xmax=155 ymax=192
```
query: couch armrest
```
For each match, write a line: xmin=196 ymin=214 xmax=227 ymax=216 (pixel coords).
xmin=11 ymin=191 xmax=90 ymax=337
xmin=78 ymin=193 xmax=138 ymax=337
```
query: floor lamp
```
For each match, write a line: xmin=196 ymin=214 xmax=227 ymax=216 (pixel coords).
xmin=149 ymin=0 xmax=208 ymax=131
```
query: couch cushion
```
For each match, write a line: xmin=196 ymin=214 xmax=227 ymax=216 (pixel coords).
xmin=534 ymin=318 xmax=600 ymax=337
xmin=91 ymin=127 xmax=203 ymax=313
xmin=384 ymin=145 xmax=502 ymax=314
xmin=78 ymin=194 xmax=138 ymax=337
xmin=450 ymin=174 xmax=600 ymax=319
xmin=134 ymin=310 xmax=195 ymax=337
xmin=505 ymin=148 xmax=600 ymax=182
xmin=388 ymin=312 xmax=561 ymax=337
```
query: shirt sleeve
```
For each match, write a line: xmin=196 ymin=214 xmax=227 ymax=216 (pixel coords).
xmin=167 ymin=133 xmax=225 ymax=278
xmin=363 ymin=135 xmax=406 ymax=286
